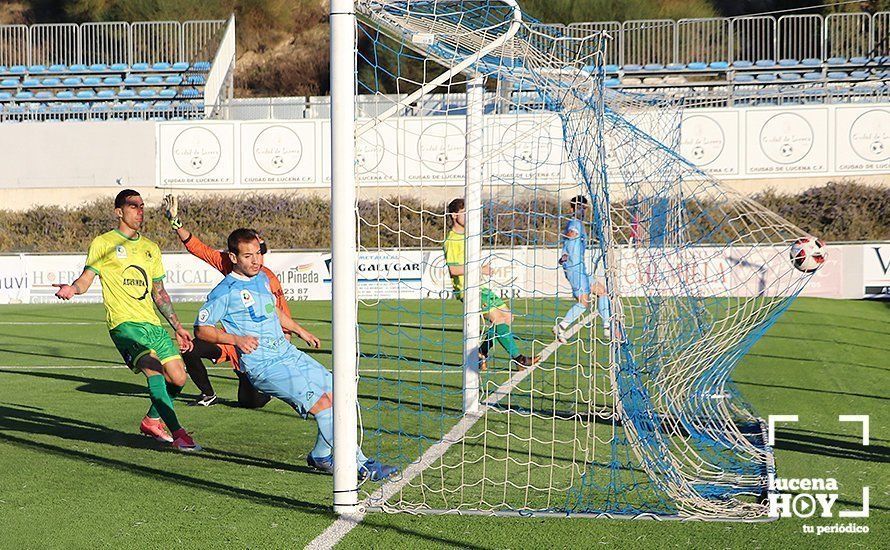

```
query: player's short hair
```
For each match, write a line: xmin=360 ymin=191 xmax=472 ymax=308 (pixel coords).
xmin=447 ymin=198 xmax=465 ymax=215
xmin=227 ymin=228 xmax=261 ymax=254
xmin=570 ymin=195 xmax=588 ymax=207
xmin=114 ymin=189 xmax=141 ymax=208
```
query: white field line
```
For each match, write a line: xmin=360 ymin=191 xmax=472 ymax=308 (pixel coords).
xmin=306 ymin=358 xmax=544 ymax=549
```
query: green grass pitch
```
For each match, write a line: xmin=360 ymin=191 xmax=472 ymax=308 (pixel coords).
xmin=0 ymin=297 xmax=886 ymax=549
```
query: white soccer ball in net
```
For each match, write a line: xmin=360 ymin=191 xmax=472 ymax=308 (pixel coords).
xmin=790 ymin=237 xmax=826 ymax=273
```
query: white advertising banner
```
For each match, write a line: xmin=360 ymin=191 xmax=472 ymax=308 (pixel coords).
xmin=157 ymin=122 xmax=237 ymax=187
xmin=834 ymin=106 xmax=890 ymax=173
xmin=239 ymin=121 xmax=319 ymax=186
xmin=861 ymin=244 xmax=890 ymax=298
xmin=321 ymin=119 xmax=402 ymax=186
xmin=744 ymin=108 xmax=830 ymax=175
xmin=679 ymin=111 xmax=740 ymax=176
xmin=401 ymin=117 xmax=467 ymax=185
xmin=2 ymin=244 xmax=874 ymax=304
xmin=487 ymin=114 xmax=565 ymax=184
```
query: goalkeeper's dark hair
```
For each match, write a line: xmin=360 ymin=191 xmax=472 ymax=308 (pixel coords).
xmin=446 ymin=198 xmax=465 ymax=215
xmin=114 ymin=189 xmax=141 ymax=208
xmin=570 ymin=195 xmax=588 ymax=207
xmin=227 ymin=228 xmax=261 ymax=254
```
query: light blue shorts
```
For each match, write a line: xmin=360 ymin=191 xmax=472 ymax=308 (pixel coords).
xmin=563 ymin=266 xmax=591 ymax=298
xmin=243 ymin=344 xmax=332 ymax=417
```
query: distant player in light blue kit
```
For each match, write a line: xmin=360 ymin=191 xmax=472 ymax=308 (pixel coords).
xmin=554 ymin=195 xmax=611 ymax=343
xmin=194 ymin=228 xmax=397 ymax=481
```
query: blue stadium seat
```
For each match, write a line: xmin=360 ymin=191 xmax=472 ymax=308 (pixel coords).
xmin=110 ymin=63 xmax=128 ymax=71
xmin=180 ymin=88 xmax=201 ymax=98
xmin=15 ymin=91 xmax=33 ymax=100
xmin=778 ymin=59 xmax=799 ymax=67
xmin=733 ymin=74 xmax=755 ymax=83
xmin=34 ymin=91 xmax=53 ymax=100
xmin=164 ymin=75 xmax=183 ymax=85
xmin=91 ymin=103 xmax=110 ymax=113
xmin=0 ymin=91 xmax=12 ymax=100
xmin=185 ymin=74 xmax=206 ymax=85
xmin=158 ymin=88 xmax=177 ymax=99
xmin=69 ymin=64 xmax=88 ymax=72
xmin=686 ymin=61 xmax=707 ymax=70
xmin=6 ymin=105 xmax=25 ymax=114
xmin=643 ymin=63 xmax=664 ymax=71
xmin=779 ymin=72 xmax=801 ymax=81
xmin=755 ymin=59 xmax=776 ymax=67
xmin=124 ymin=75 xmax=143 ymax=85
xmin=82 ymin=77 xmax=102 ymax=86
xmin=48 ymin=64 xmax=67 ymax=73
xmin=10 ymin=65 xmax=27 ymax=74
xmin=802 ymin=58 xmax=821 ymax=67
xmin=96 ymin=90 xmax=116 ymax=99
xmin=28 ymin=65 xmax=47 ymax=74
xmin=62 ymin=77 xmax=82 ymax=86
xmin=666 ymin=63 xmax=686 ymax=71
xmin=755 ymin=73 xmax=777 ymax=82
xmin=192 ymin=61 xmax=211 ymax=71
xmin=604 ymin=78 xmax=621 ymax=88
xmin=732 ymin=60 xmax=753 ymax=68
xmin=144 ymin=75 xmax=164 ymax=85
xmin=133 ymin=101 xmax=151 ymax=111
xmin=851 ymin=70 xmax=870 ymax=79
xmin=22 ymin=78 xmax=40 ymax=87
xmin=850 ymin=56 xmax=869 ymax=65
xmin=117 ymin=90 xmax=136 ymax=99
xmin=803 ymin=72 xmax=823 ymax=81
xmin=709 ymin=61 xmax=729 ymax=70
xmin=41 ymin=77 xmax=61 ymax=86
xmin=0 ymin=78 xmax=18 ymax=88
xmin=138 ymin=89 xmax=157 ymax=98
xmin=103 ymin=76 xmax=122 ymax=85
xmin=131 ymin=62 xmax=150 ymax=71
xmin=604 ymin=64 xmax=619 ymax=73
xmin=151 ymin=62 xmax=172 ymax=71
xmin=76 ymin=90 xmax=95 ymax=100
xmin=172 ymin=62 xmax=189 ymax=71
xmin=827 ymin=71 xmax=849 ymax=80
xmin=89 ymin=63 xmax=108 ymax=72
xmin=55 ymin=91 xmax=74 ymax=100
xmin=112 ymin=103 xmax=130 ymax=113
xmin=623 ymin=64 xmax=643 ymax=72
xmin=827 ymin=57 xmax=847 ymax=66
xmin=70 ymin=103 xmax=88 ymax=114
xmin=153 ymin=100 xmax=172 ymax=111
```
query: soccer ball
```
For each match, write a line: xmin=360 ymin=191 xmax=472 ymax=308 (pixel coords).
xmin=790 ymin=237 xmax=826 ymax=273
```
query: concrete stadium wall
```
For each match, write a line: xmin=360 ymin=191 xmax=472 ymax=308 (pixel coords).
xmin=0 ymin=103 xmax=888 ymax=210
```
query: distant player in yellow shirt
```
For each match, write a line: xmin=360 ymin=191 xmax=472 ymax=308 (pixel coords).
xmin=54 ymin=189 xmax=201 ymax=451
xmin=444 ymin=198 xmax=537 ymax=370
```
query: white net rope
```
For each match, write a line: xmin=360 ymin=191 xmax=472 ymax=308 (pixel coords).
xmin=350 ymin=0 xmax=815 ymax=519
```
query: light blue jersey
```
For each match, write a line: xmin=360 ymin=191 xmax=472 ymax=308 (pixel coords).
xmin=562 ymin=218 xmax=587 ymax=272
xmin=196 ymin=271 xmax=331 ymax=416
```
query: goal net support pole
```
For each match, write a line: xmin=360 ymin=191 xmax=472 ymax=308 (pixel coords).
xmin=330 ymin=0 xmax=359 ymax=516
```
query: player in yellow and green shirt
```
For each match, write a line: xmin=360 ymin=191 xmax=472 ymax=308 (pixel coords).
xmin=444 ymin=198 xmax=537 ymax=370
xmin=54 ymin=189 xmax=200 ymax=451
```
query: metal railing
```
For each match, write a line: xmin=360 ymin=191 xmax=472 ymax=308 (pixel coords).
xmin=203 ymin=16 xmax=235 ymax=117
xmin=0 ymin=18 xmax=225 ymax=66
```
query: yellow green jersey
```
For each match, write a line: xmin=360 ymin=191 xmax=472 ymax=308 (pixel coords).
xmin=85 ymin=229 xmax=165 ymax=330
xmin=443 ymin=229 xmax=466 ymax=296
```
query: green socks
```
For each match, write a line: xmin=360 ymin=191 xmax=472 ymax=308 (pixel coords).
xmin=146 ymin=380 xmax=184 ymax=420
xmin=146 ymin=374 xmax=182 ymax=432
xmin=494 ymin=323 xmax=521 ymax=358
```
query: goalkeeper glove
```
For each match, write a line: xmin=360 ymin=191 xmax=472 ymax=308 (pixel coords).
xmin=163 ymin=194 xmax=183 ymax=230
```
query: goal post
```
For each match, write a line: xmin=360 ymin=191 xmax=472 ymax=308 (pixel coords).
xmin=330 ymin=0 xmax=819 ymax=521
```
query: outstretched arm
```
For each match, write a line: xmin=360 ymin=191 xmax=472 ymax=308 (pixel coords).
xmin=164 ymin=194 xmax=229 ymax=273
xmin=53 ymin=269 xmax=96 ymax=299
xmin=152 ymin=279 xmax=194 ymax=352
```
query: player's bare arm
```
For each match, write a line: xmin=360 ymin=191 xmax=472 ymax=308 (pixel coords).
xmin=277 ymin=309 xmax=321 ymax=348
xmin=194 ymin=324 xmax=258 ymax=354
xmin=447 ymin=264 xmax=492 ymax=277
xmin=53 ymin=268 xmax=96 ymax=300
xmin=152 ymin=279 xmax=194 ymax=352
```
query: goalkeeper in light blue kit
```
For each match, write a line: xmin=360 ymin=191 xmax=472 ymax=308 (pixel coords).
xmin=194 ymin=228 xmax=397 ymax=481
xmin=554 ymin=195 xmax=611 ymax=342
